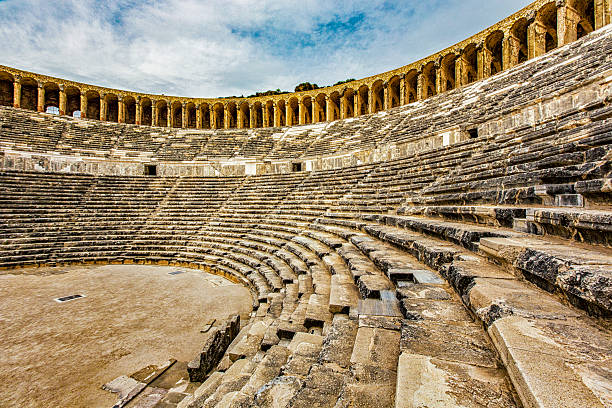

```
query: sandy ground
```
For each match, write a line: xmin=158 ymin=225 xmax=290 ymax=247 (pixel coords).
xmin=0 ymin=264 xmax=253 ymax=408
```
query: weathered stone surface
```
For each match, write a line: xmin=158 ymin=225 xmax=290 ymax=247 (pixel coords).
xmin=187 ymin=314 xmax=240 ymax=382
xmin=329 ymin=274 xmax=360 ymax=313
xmin=395 ymin=352 xmax=518 ymax=408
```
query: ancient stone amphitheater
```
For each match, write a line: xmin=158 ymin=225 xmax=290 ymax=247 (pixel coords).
xmin=1 ymin=1 xmax=611 ymax=407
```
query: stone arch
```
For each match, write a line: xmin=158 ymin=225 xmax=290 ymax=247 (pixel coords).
xmin=239 ymin=102 xmax=250 ymax=128
xmin=0 ymin=71 xmax=14 ymax=107
xmin=213 ymin=102 xmax=224 ymax=129
xmin=461 ymin=44 xmax=479 ymax=85
xmin=85 ymin=90 xmax=100 ymax=120
xmin=439 ymin=54 xmax=457 ymax=92
xmin=328 ymin=91 xmax=340 ymax=121
xmin=371 ymin=80 xmax=384 ymax=113
xmin=314 ymin=94 xmax=327 ymax=123
xmin=20 ymin=77 xmax=38 ymax=111
xmin=300 ymin=96 xmax=312 ymax=124
xmin=186 ymin=102 xmax=196 ymax=128
xmin=485 ymin=30 xmax=504 ymax=76
xmin=200 ymin=103 xmax=211 ymax=129
xmin=227 ymin=102 xmax=238 ymax=129
xmin=141 ymin=97 xmax=153 ymax=126
xmin=570 ymin=0 xmax=595 ymax=39
xmin=65 ymin=86 xmax=81 ymax=117
xmin=123 ymin=96 xmax=136 ymax=124
xmin=157 ymin=100 xmax=168 ymax=127
xmin=342 ymin=88 xmax=355 ymax=118
xmin=265 ymin=101 xmax=274 ymax=127
xmin=43 ymin=82 xmax=60 ymax=113
xmin=253 ymin=102 xmax=263 ymax=128
xmin=535 ymin=2 xmax=559 ymax=55
xmin=421 ymin=62 xmax=437 ymax=99
xmin=105 ymin=94 xmax=119 ymax=122
xmin=387 ymin=76 xmax=401 ymax=108
xmin=279 ymin=99 xmax=289 ymax=126
xmin=510 ymin=18 xmax=529 ymax=66
xmin=357 ymin=85 xmax=369 ymax=115
xmin=405 ymin=70 xmax=418 ymax=104
xmin=171 ymin=101 xmax=182 ymax=128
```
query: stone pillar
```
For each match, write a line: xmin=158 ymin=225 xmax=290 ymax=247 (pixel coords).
xmin=477 ymin=45 xmax=487 ymax=80
xmin=435 ymin=67 xmax=444 ymax=95
xmin=368 ymin=87 xmax=375 ymax=114
xmin=211 ymin=108 xmax=217 ymax=129
xmin=263 ymin=105 xmax=269 ymax=128
xmin=167 ymin=103 xmax=172 ymax=128
xmin=273 ymin=105 xmax=279 ymax=127
xmin=354 ymin=91 xmax=360 ymax=116
xmin=285 ymin=104 xmax=291 ymax=126
xmin=399 ymin=75 xmax=406 ymax=106
xmin=182 ymin=103 xmax=187 ymax=128
xmin=506 ymin=35 xmax=520 ymax=68
xmin=58 ymin=85 xmax=66 ymax=115
xmin=13 ymin=77 xmax=21 ymax=108
xmin=118 ymin=97 xmax=125 ymax=123
xmin=595 ymin=0 xmax=610 ymax=29
xmin=151 ymin=101 xmax=157 ymax=126
xmin=339 ymin=95 xmax=346 ymax=119
xmin=135 ymin=99 xmax=142 ymax=125
xmin=298 ymin=101 xmax=305 ymax=125
xmin=528 ymin=21 xmax=548 ymax=59
xmin=416 ymin=72 xmax=425 ymax=101
xmin=383 ymin=83 xmax=389 ymax=110
xmin=37 ymin=83 xmax=45 ymax=112
xmin=196 ymin=105 xmax=202 ymax=129
xmin=100 ymin=94 xmax=107 ymax=121
xmin=224 ymin=106 xmax=230 ymax=129
xmin=250 ymin=106 xmax=256 ymax=128
xmin=455 ymin=56 xmax=465 ymax=87
xmin=80 ymin=93 xmax=88 ymax=119
xmin=557 ymin=3 xmax=581 ymax=46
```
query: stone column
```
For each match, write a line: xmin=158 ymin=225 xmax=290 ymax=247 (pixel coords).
xmin=455 ymin=56 xmax=465 ymax=87
xmin=58 ymin=85 xmax=66 ymax=115
xmin=80 ymin=93 xmax=88 ymax=119
xmin=368 ymin=87 xmax=375 ymax=114
xmin=286 ymin=104 xmax=292 ymax=126
xmin=118 ymin=97 xmax=125 ymax=123
xmin=327 ymin=96 xmax=335 ymax=121
xmin=383 ymin=83 xmax=389 ymax=110
xmin=135 ymin=98 xmax=142 ymax=125
xmin=250 ymin=106 xmax=256 ymax=128
xmin=354 ymin=91 xmax=360 ymax=116
xmin=262 ymin=105 xmax=269 ymax=128
xmin=557 ymin=2 xmax=581 ymax=46
xmin=167 ymin=102 xmax=172 ymax=127
xmin=477 ymin=45 xmax=487 ymax=80
xmin=416 ymin=72 xmax=425 ymax=101
xmin=37 ymin=83 xmax=45 ymax=112
xmin=506 ymin=35 xmax=520 ymax=69
xmin=298 ymin=101 xmax=305 ymax=125
xmin=339 ymin=95 xmax=346 ymax=119
xmin=151 ymin=101 xmax=157 ymax=126
xmin=224 ymin=106 xmax=230 ymax=129
xmin=273 ymin=105 xmax=279 ymax=127
xmin=100 ymin=94 xmax=107 ymax=121
xmin=595 ymin=0 xmax=610 ymax=29
xmin=399 ymin=75 xmax=406 ymax=106
xmin=196 ymin=105 xmax=202 ymax=129
xmin=211 ymin=108 xmax=217 ymax=129
xmin=182 ymin=103 xmax=187 ymax=128
xmin=13 ymin=76 xmax=21 ymax=108
xmin=528 ymin=21 xmax=548 ymax=59
xmin=435 ymin=66 xmax=444 ymax=95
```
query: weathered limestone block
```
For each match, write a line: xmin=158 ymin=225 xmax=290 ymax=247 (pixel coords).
xmin=329 ymin=274 xmax=360 ymax=313
xmin=187 ymin=314 xmax=240 ymax=382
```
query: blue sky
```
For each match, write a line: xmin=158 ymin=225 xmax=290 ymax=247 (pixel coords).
xmin=0 ymin=0 xmax=533 ymax=97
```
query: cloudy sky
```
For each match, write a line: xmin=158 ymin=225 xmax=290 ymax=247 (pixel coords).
xmin=0 ymin=0 xmax=532 ymax=98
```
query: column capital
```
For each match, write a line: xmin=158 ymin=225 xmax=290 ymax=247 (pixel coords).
xmin=59 ymin=84 xmax=65 ymax=92
xmin=14 ymin=74 xmax=21 ymax=83
xmin=37 ymin=81 xmax=44 ymax=89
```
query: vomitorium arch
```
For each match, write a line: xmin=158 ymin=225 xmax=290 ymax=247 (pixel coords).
xmin=1 ymin=1 xmax=612 ymax=407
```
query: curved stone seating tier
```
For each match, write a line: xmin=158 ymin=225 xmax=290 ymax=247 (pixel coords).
xmin=1 ymin=160 xmax=611 ymax=407
xmin=1 ymin=26 xmax=612 ymax=178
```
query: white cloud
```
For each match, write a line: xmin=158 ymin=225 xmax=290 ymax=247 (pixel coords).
xmin=0 ymin=0 xmax=533 ymax=97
